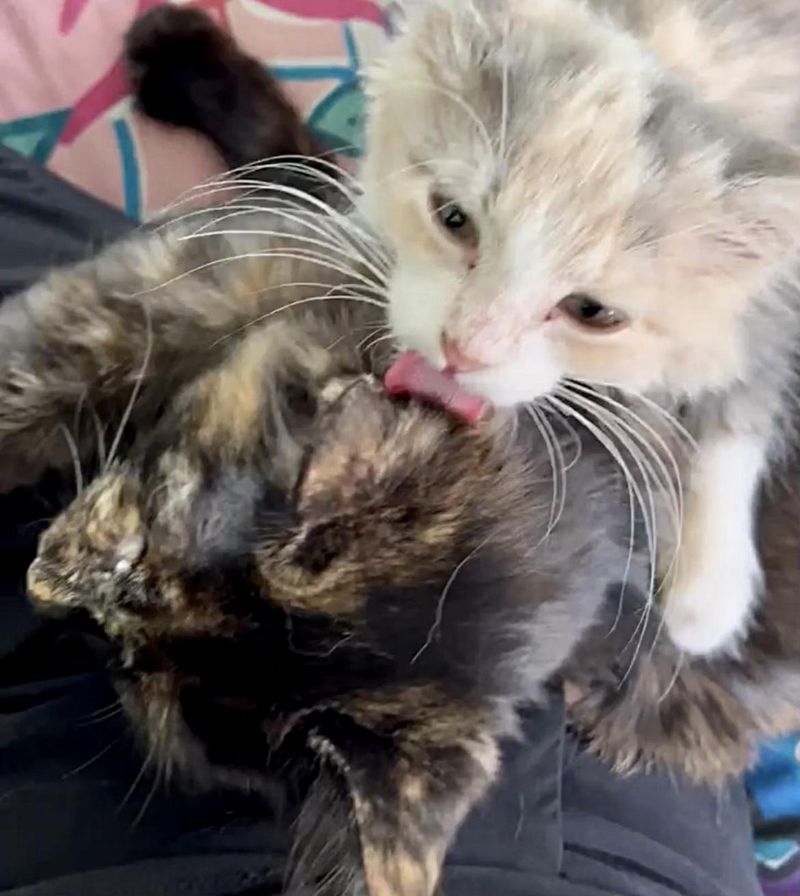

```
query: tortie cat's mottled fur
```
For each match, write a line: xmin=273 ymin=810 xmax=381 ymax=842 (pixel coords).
xmin=4 ymin=8 xmax=800 ymax=896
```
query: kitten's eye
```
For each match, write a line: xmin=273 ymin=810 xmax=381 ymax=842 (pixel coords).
xmin=430 ymin=193 xmax=478 ymax=249
xmin=557 ymin=293 xmax=628 ymax=333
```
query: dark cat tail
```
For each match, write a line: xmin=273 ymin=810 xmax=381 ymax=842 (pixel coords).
xmin=124 ymin=5 xmax=336 ymax=193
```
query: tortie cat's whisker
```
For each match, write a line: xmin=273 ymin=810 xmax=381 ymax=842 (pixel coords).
xmin=58 ymin=422 xmax=84 ymax=496
xmin=410 ymin=533 xmax=494 ymax=666
xmin=106 ymin=307 xmax=153 ymax=472
xmin=62 ymin=737 xmax=124 ymax=780
xmin=117 ymin=738 xmax=159 ymax=816
xmin=79 ymin=699 xmax=123 ymax=725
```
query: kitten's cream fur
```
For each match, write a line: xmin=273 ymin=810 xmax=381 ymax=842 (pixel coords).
xmin=360 ymin=0 xmax=800 ymax=654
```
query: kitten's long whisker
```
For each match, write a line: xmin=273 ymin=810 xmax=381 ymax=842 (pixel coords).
xmin=499 ymin=16 xmax=511 ymax=158
xmin=175 ymin=197 xmax=390 ymax=280
xmin=215 ymin=178 xmax=387 ymax=265
xmin=579 ymin=380 xmax=697 ymax=451
xmin=524 ymin=407 xmax=561 ymax=538
xmin=536 ymin=407 xmax=569 ymax=532
xmin=364 ymin=333 xmax=396 ymax=363
xmin=158 ymin=177 xmax=387 ymax=269
xmin=211 ymin=293 xmax=388 ymax=346
xmin=324 ymin=321 xmax=387 ymax=353
xmin=179 ymin=186 xmax=389 ymax=273
xmin=181 ymin=224 xmax=389 ymax=291
xmin=563 ymin=383 xmax=685 ymax=592
xmin=547 ymin=394 xmax=649 ymax=644
xmin=558 ymin=391 xmax=660 ymax=585
xmin=127 ymin=249 xmax=386 ymax=300
xmin=564 ymin=383 xmax=684 ymax=528
xmin=205 ymin=181 xmax=390 ymax=274
xmin=558 ymin=393 xmax=666 ymax=677
xmin=235 ymin=153 xmax=362 ymax=193
xmin=620 ymin=389 xmax=697 ymax=451
xmin=356 ymin=326 xmax=390 ymax=354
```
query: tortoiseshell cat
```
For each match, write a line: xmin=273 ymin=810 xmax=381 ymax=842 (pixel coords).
xmin=4 ymin=8 xmax=800 ymax=896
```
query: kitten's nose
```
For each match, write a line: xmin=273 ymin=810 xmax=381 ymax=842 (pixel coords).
xmin=441 ymin=333 xmax=489 ymax=373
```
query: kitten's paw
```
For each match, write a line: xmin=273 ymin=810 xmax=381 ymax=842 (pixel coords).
xmin=662 ymin=552 xmax=762 ymax=655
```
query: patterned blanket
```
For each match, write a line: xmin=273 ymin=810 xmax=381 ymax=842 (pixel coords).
xmin=0 ymin=2 xmax=796 ymax=892
xmin=0 ymin=0 xmax=388 ymax=219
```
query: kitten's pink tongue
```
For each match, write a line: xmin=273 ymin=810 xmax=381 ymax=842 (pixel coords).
xmin=384 ymin=351 xmax=491 ymax=424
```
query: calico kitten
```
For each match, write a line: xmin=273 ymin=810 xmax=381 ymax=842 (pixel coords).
xmin=361 ymin=0 xmax=800 ymax=657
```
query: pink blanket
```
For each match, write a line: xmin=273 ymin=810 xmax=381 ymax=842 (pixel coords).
xmin=0 ymin=0 xmax=390 ymax=219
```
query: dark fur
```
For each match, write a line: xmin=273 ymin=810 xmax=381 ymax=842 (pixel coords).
xmin=125 ymin=5 xmax=337 ymax=197
xmin=4 ymin=9 xmax=800 ymax=896
xmin=21 ymin=299 xmax=632 ymax=896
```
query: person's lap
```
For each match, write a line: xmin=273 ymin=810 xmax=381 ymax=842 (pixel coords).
xmin=0 ymin=146 xmax=760 ymax=896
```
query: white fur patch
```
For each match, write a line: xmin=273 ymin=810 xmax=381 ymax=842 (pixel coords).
xmin=662 ymin=434 xmax=765 ymax=655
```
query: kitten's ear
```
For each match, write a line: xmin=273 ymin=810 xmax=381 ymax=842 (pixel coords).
xmin=716 ymin=136 xmax=800 ymax=265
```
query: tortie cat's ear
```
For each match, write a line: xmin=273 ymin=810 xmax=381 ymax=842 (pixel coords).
xmin=297 ymin=689 xmax=501 ymax=896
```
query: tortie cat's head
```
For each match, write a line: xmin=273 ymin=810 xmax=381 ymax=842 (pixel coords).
xmin=26 ymin=314 xmax=627 ymax=791
xmin=27 ymin=318 xmax=520 ymax=645
xmin=20 ymin=310 xmax=639 ymax=895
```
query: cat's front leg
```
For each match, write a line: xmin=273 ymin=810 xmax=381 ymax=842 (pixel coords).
xmin=661 ymin=433 xmax=766 ymax=655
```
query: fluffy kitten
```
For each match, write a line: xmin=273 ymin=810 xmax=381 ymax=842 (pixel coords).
xmin=360 ymin=0 xmax=800 ymax=656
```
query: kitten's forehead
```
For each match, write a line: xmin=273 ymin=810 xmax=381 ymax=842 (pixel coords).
xmin=381 ymin=0 xmax=656 ymax=228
